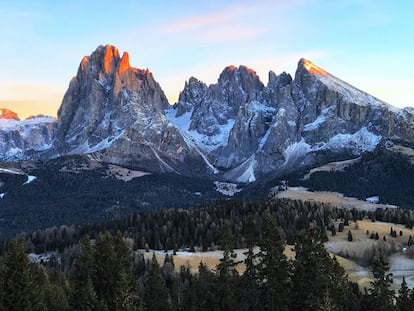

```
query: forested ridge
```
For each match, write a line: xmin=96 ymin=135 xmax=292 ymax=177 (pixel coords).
xmin=295 ymin=148 xmax=414 ymax=209
xmin=2 ymin=198 xmax=414 ymax=310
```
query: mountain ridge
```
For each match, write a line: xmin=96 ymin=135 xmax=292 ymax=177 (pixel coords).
xmin=1 ymin=44 xmax=413 ymax=183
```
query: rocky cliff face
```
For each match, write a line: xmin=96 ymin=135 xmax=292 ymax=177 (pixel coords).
xmin=169 ymin=58 xmax=414 ymax=182
xmin=0 ymin=111 xmax=56 ymax=160
xmin=52 ymin=45 xmax=210 ymax=174
xmin=2 ymin=45 xmax=413 ymax=182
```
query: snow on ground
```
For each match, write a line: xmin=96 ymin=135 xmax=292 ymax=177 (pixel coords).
xmin=316 ymin=127 xmax=381 ymax=154
xmin=68 ymin=130 xmax=126 ymax=155
xmin=303 ymin=107 xmax=331 ymax=131
xmin=0 ymin=167 xmax=24 ymax=175
xmin=23 ymin=175 xmax=37 ymax=185
xmin=28 ymin=252 xmax=56 ymax=264
xmin=390 ymin=254 xmax=414 ymax=289
xmin=214 ymin=181 xmax=242 ymax=196
xmin=166 ymin=106 xmax=235 ymax=153
xmin=236 ymin=156 xmax=256 ymax=183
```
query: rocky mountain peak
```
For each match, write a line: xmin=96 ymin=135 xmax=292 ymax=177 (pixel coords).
xmin=54 ymin=44 xmax=169 ymax=156
xmin=298 ymin=58 xmax=327 ymax=76
xmin=218 ymin=65 xmax=264 ymax=93
xmin=0 ymin=108 xmax=20 ymax=120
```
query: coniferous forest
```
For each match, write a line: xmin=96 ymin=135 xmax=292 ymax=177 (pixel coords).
xmin=2 ymin=198 xmax=414 ymax=310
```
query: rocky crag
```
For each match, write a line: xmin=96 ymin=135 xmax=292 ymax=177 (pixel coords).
xmin=1 ymin=45 xmax=413 ymax=182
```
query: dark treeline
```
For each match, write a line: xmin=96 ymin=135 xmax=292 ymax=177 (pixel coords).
xmin=0 ymin=155 xmax=228 ymax=237
xmin=297 ymin=148 xmax=414 ymax=209
xmin=3 ymin=197 xmax=414 ymax=260
xmin=0 ymin=220 xmax=412 ymax=310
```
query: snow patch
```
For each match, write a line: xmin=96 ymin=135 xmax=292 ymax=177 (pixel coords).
xmin=0 ymin=193 xmax=5 ymax=198
xmin=303 ymin=107 xmax=330 ymax=131
xmin=167 ymin=107 xmax=235 ymax=152
xmin=23 ymin=175 xmax=37 ymax=185
xmin=236 ymin=156 xmax=256 ymax=183
xmin=69 ymin=130 xmax=126 ymax=154
xmin=317 ymin=127 xmax=381 ymax=154
xmin=281 ymin=140 xmax=311 ymax=170
xmin=214 ymin=181 xmax=242 ymax=196
xmin=28 ymin=252 xmax=56 ymax=264
xmin=0 ymin=167 xmax=23 ymax=175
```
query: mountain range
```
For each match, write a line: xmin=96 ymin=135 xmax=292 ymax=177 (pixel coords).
xmin=1 ymin=44 xmax=414 ymax=183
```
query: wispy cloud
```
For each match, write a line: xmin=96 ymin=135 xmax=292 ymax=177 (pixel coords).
xmin=157 ymin=4 xmax=267 ymax=44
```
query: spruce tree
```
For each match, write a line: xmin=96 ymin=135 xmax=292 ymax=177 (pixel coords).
xmin=239 ymin=216 xmax=261 ymax=311
xmin=143 ymin=254 xmax=170 ymax=311
xmin=216 ymin=222 xmax=240 ymax=310
xmin=70 ymin=236 xmax=97 ymax=311
xmin=0 ymin=239 xmax=36 ymax=311
xmin=366 ymin=252 xmax=394 ymax=311
xmin=256 ymin=214 xmax=290 ymax=311
xmin=291 ymin=227 xmax=349 ymax=311
xmin=396 ymin=277 xmax=412 ymax=311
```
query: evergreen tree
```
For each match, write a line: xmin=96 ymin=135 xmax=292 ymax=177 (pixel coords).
xmin=92 ymin=232 xmax=139 ymax=311
xmin=239 ymin=216 xmax=261 ymax=311
xmin=396 ymin=277 xmax=412 ymax=311
xmin=364 ymin=252 xmax=394 ymax=311
xmin=291 ymin=227 xmax=349 ymax=311
xmin=143 ymin=254 xmax=170 ymax=311
xmin=215 ymin=222 xmax=240 ymax=310
xmin=113 ymin=232 xmax=140 ymax=311
xmin=70 ymin=236 xmax=97 ymax=311
xmin=184 ymin=261 xmax=216 ymax=311
xmin=256 ymin=214 xmax=290 ymax=311
xmin=0 ymin=239 xmax=36 ymax=311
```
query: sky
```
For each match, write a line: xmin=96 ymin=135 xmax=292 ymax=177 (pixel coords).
xmin=0 ymin=0 xmax=413 ymax=119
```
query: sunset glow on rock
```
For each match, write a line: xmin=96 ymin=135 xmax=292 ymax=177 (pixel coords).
xmin=0 ymin=108 xmax=20 ymax=120
xmin=302 ymin=59 xmax=327 ymax=76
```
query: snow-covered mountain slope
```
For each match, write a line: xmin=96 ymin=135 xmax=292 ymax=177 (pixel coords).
xmin=2 ymin=46 xmax=414 ymax=183
xmin=168 ymin=58 xmax=414 ymax=181
xmin=0 ymin=113 xmax=56 ymax=160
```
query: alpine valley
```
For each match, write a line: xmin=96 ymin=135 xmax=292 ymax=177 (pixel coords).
xmin=1 ymin=44 xmax=414 ymax=236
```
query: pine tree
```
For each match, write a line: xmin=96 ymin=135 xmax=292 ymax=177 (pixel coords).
xmin=93 ymin=232 xmax=118 ymax=310
xmin=70 ymin=236 xmax=97 ymax=311
xmin=366 ymin=252 xmax=394 ymax=311
xmin=143 ymin=254 xmax=170 ymax=311
xmin=396 ymin=277 xmax=412 ymax=311
xmin=184 ymin=261 xmax=216 ymax=311
xmin=256 ymin=214 xmax=290 ymax=311
xmin=0 ymin=239 xmax=36 ymax=311
xmin=291 ymin=227 xmax=349 ymax=311
xmin=215 ymin=222 xmax=240 ymax=310
xmin=113 ymin=232 xmax=140 ymax=311
xmin=239 ymin=216 xmax=261 ymax=311
xmin=92 ymin=232 xmax=139 ymax=311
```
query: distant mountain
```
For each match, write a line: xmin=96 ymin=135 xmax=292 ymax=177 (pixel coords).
xmin=0 ymin=108 xmax=56 ymax=160
xmin=1 ymin=45 xmax=414 ymax=182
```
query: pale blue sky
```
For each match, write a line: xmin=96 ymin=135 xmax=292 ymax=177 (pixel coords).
xmin=0 ymin=0 xmax=412 ymax=118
